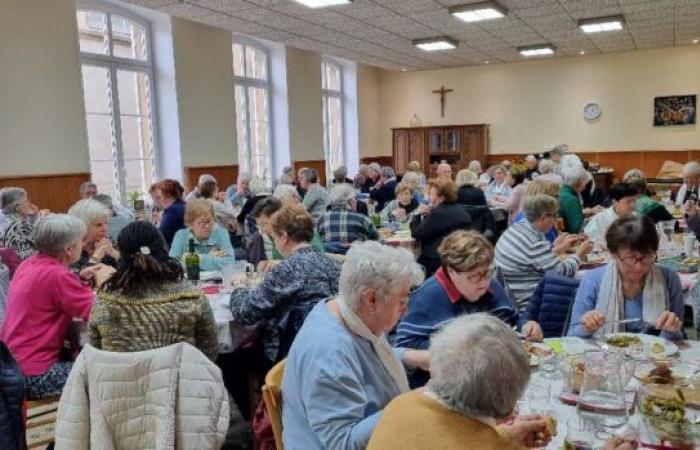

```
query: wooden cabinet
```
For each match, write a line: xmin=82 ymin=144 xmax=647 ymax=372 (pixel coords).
xmin=392 ymin=124 xmax=489 ymax=177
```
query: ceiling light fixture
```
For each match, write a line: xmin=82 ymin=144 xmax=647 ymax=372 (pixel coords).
xmin=579 ymin=50 xmax=586 ymax=55
xmin=518 ymin=44 xmax=556 ymax=57
xmin=292 ymin=0 xmax=353 ymax=8
xmin=484 ymin=61 xmax=490 ymax=64
xmin=694 ymin=39 xmax=699 ymax=44
xmin=413 ymin=36 xmax=459 ymax=52
xmin=578 ymin=15 xmax=625 ymax=33
xmin=449 ymin=1 xmax=508 ymax=23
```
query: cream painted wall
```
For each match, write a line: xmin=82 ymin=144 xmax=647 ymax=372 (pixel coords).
xmin=378 ymin=46 xmax=700 ymax=156
xmin=286 ymin=47 xmax=324 ymax=161
xmin=0 ymin=0 xmax=89 ymax=175
xmin=171 ymin=17 xmax=237 ymax=168
xmin=358 ymin=64 xmax=383 ymax=158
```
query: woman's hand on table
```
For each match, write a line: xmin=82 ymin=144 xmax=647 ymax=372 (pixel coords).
xmin=391 ymin=208 xmax=407 ymax=221
xmin=656 ymin=310 xmax=682 ymax=333
xmin=581 ymin=310 xmax=606 ymax=333
xmin=209 ymin=248 xmax=228 ymax=258
xmin=501 ymin=415 xmax=552 ymax=448
xmin=522 ymin=321 xmax=543 ymax=342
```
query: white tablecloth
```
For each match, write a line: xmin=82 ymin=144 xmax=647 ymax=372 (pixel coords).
xmin=207 ymin=291 xmax=257 ymax=354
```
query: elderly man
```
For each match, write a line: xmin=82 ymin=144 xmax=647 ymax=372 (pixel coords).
xmin=226 ymin=172 xmax=252 ymax=208
xmin=300 ymin=168 xmax=330 ymax=220
xmin=549 ymin=144 xmax=567 ymax=174
xmin=79 ymin=182 xmax=98 ymax=199
xmin=369 ymin=166 xmax=398 ymax=212
xmin=436 ymin=162 xmax=452 ymax=180
xmin=317 ymin=184 xmax=379 ymax=254
xmin=673 ymin=161 xmax=700 ymax=206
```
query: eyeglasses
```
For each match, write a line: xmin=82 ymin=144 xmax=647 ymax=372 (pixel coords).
xmin=194 ymin=219 xmax=213 ymax=227
xmin=618 ymin=253 xmax=656 ymax=266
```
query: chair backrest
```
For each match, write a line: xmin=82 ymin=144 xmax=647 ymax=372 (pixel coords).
xmin=262 ymin=359 xmax=286 ymax=450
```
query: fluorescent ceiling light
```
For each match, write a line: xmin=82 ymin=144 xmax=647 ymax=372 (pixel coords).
xmin=578 ymin=15 xmax=625 ymax=33
xmin=292 ymin=0 xmax=353 ymax=8
xmin=413 ymin=37 xmax=458 ymax=52
xmin=449 ymin=1 xmax=508 ymax=23
xmin=518 ymin=44 xmax=556 ymax=57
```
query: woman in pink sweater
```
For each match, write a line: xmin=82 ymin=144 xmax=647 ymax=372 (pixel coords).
xmin=0 ymin=214 xmax=111 ymax=399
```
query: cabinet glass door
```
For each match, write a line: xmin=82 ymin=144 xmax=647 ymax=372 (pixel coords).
xmin=428 ymin=129 xmax=443 ymax=153
xmin=445 ymin=128 xmax=460 ymax=152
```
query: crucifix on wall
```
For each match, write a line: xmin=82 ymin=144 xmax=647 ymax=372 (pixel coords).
xmin=432 ymin=85 xmax=453 ymax=118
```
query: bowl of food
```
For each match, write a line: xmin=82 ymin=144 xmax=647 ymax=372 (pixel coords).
xmin=637 ymin=383 xmax=700 ymax=447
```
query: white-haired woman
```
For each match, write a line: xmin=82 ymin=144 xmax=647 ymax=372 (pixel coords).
xmin=370 ymin=314 xmax=552 ymax=450
xmin=272 ymin=184 xmax=301 ymax=203
xmin=536 ymin=159 xmax=563 ymax=185
xmin=0 ymin=187 xmax=45 ymax=259
xmin=354 ymin=164 xmax=373 ymax=193
xmin=0 ymin=215 xmax=112 ymax=399
xmin=524 ymin=155 xmax=539 ymax=180
xmin=483 ymin=165 xmax=512 ymax=205
xmin=673 ymin=161 xmax=700 ymax=206
xmin=379 ymin=183 xmax=420 ymax=223
xmin=317 ymin=184 xmax=379 ymax=254
xmin=282 ymin=241 xmax=429 ymax=450
xmin=68 ymin=199 xmax=120 ymax=271
xmin=455 ymin=169 xmax=487 ymax=206
xmin=558 ymin=164 xmax=590 ymax=233
xmin=401 ymin=171 xmax=427 ymax=204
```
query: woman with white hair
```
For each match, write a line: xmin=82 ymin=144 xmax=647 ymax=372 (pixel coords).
xmin=317 ymin=184 xmax=379 ymax=254
xmin=524 ymin=155 xmax=539 ymax=180
xmin=282 ymin=241 xmax=429 ymax=450
xmin=483 ymin=165 xmax=512 ymax=205
xmin=535 ymin=159 xmax=563 ymax=185
xmin=370 ymin=166 xmax=398 ymax=211
xmin=370 ymin=314 xmax=552 ymax=450
xmin=673 ymin=161 xmax=700 ymax=206
xmin=272 ymin=184 xmax=301 ymax=203
xmin=401 ymin=171 xmax=427 ymax=204
xmin=558 ymin=164 xmax=589 ymax=233
xmin=0 ymin=187 xmax=44 ymax=259
xmin=68 ymin=199 xmax=120 ymax=271
xmin=332 ymin=166 xmax=353 ymax=185
xmin=455 ymin=169 xmax=487 ymax=206
xmin=379 ymin=183 xmax=420 ymax=223
xmin=354 ymin=164 xmax=373 ymax=193
xmin=0 ymin=215 xmax=112 ymax=399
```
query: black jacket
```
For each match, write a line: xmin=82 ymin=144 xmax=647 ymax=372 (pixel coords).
xmin=457 ymin=185 xmax=487 ymax=206
xmin=410 ymin=203 xmax=473 ymax=276
xmin=0 ymin=341 xmax=24 ymax=450
xmin=370 ymin=179 xmax=397 ymax=212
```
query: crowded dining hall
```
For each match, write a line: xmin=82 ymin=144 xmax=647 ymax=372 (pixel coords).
xmin=2 ymin=0 xmax=700 ymax=449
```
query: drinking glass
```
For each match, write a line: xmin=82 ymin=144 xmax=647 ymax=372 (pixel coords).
xmin=564 ymin=417 xmax=597 ymax=450
xmin=660 ymin=220 xmax=676 ymax=249
xmin=539 ymin=352 xmax=559 ymax=379
xmin=527 ymin=378 xmax=553 ymax=415
xmin=576 ymin=351 xmax=629 ymax=432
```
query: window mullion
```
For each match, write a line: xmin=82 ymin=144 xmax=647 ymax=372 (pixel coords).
xmin=110 ymin=64 xmax=126 ymax=204
xmin=244 ymin=86 xmax=252 ymax=174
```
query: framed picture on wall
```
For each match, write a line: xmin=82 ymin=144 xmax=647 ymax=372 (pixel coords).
xmin=654 ymin=95 xmax=696 ymax=126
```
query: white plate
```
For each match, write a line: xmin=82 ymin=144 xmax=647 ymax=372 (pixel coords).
xmin=634 ymin=361 xmax=698 ymax=384
xmin=200 ymin=271 xmax=221 ymax=281
xmin=544 ymin=336 xmax=599 ymax=355
xmin=604 ymin=333 xmax=679 ymax=358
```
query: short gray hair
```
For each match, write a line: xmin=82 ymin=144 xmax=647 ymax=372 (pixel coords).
xmin=358 ymin=164 xmax=369 ymax=175
xmin=538 ymin=159 xmax=556 ymax=174
xmin=562 ymin=164 xmax=587 ymax=187
xmin=273 ymin=184 xmax=300 ymax=202
xmin=299 ymin=168 xmax=319 ymax=184
xmin=525 ymin=154 xmax=537 ymax=162
xmin=683 ymin=161 xmax=700 ymax=177
xmin=468 ymin=160 xmax=482 ymax=173
xmin=33 ymin=214 xmax=86 ymax=258
xmin=92 ymin=194 xmax=114 ymax=212
xmin=623 ymin=169 xmax=646 ymax=182
xmin=455 ymin=169 xmax=478 ymax=188
xmin=329 ymin=183 xmax=355 ymax=207
xmin=67 ymin=199 xmax=110 ymax=226
xmin=368 ymin=162 xmax=381 ymax=173
xmin=0 ymin=187 xmax=27 ymax=215
xmin=198 ymin=173 xmax=216 ymax=187
xmin=550 ymin=144 xmax=568 ymax=157
xmin=401 ymin=171 xmax=421 ymax=188
xmin=238 ymin=172 xmax=252 ymax=183
xmin=522 ymin=194 xmax=559 ymax=222
xmin=339 ymin=241 xmax=424 ymax=312
xmin=333 ymin=166 xmax=348 ymax=180
xmin=281 ymin=166 xmax=294 ymax=177
xmin=380 ymin=166 xmax=395 ymax=179
xmin=427 ymin=313 xmax=530 ymax=420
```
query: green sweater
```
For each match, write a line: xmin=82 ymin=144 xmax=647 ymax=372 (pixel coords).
xmin=559 ymin=184 xmax=584 ymax=233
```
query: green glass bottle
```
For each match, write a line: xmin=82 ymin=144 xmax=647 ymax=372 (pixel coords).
xmin=185 ymin=238 xmax=200 ymax=282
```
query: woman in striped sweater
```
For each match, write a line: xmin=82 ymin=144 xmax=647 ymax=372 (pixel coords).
xmin=494 ymin=195 xmax=592 ymax=312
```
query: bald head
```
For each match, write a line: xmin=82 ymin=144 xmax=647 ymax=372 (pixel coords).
xmin=437 ymin=163 xmax=452 ymax=180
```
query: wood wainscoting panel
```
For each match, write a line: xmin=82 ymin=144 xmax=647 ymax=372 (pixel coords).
xmin=184 ymin=165 xmax=239 ymax=192
xmin=0 ymin=172 xmax=90 ymax=213
xmin=361 ymin=156 xmax=394 ymax=168
xmin=293 ymin=160 xmax=327 ymax=186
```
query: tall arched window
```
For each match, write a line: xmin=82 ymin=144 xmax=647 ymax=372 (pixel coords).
xmin=233 ymin=40 xmax=271 ymax=182
xmin=322 ymin=60 xmax=344 ymax=178
xmin=76 ymin=5 xmax=158 ymax=203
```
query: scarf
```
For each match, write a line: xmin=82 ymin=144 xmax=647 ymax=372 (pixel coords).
xmin=595 ymin=259 xmax=668 ymax=335
xmin=337 ymin=297 xmax=410 ymax=394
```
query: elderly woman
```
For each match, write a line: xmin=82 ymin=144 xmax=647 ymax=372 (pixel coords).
xmin=91 ymin=221 xmax=218 ymax=361
xmin=623 ymin=170 xmax=673 ymax=223
xmin=154 ymin=179 xmax=186 ymax=246
xmin=282 ymin=241 xmax=429 ymax=449
xmin=455 ymin=169 xmax=487 ymax=206
xmin=0 ymin=187 xmax=41 ymax=259
xmin=673 ymin=161 xmax=700 ymax=206
xmin=169 ymin=199 xmax=235 ymax=271
xmin=400 ymin=171 xmax=427 ymax=204
xmin=230 ymin=203 xmax=341 ymax=366
xmin=569 ymin=216 xmax=684 ymax=340
xmin=368 ymin=162 xmax=382 ymax=186
xmin=396 ymin=230 xmax=542 ymax=387
xmin=524 ymin=155 xmax=539 ymax=180
xmin=406 ymin=161 xmax=427 ymax=187
xmin=317 ymin=184 xmax=379 ymax=254
xmin=436 ymin=162 xmax=453 ymax=180
xmin=379 ymin=183 xmax=420 ymax=223
xmin=512 ymin=180 xmax=561 ymax=242
xmin=226 ymin=172 xmax=252 ymax=208
xmin=411 ymin=178 xmax=473 ymax=276
xmin=584 ymin=182 xmax=638 ymax=246
xmin=354 ymin=164 xmax=372 ymax=193
xmin=272 ymin=183 xmax=301 ymax=203
xmin=198 ymin=178 xmax=238 ymax=232
xmin=370 ymin=166 xmax=398 ymax=211
xmin=536 ymin=159 xmax=563 ymax=185
xmin=495 ymin=195 xmax=591 ymax=311
xmin=299 ymin=168 xmax=330 ymax=220
xmin=370 ymin=314 xmax=552 ymax=450
xmin=558 ymin=164 xmax=590 ymax=233
xmin=68 ymin=199 xmax=120 ymax=271
xmin=0 ymin=215 xmax=112 ymax=399
xmin=331 ymin=166 xmax=353 ymax=185
xmin=483 ymin=164 xmax=512 ymax=205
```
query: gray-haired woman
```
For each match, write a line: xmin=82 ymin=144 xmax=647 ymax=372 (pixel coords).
xmin=0 ymin=187 xmax=46 ymax=259
xmin=68 ymin=199 xmax=120 ymax=271
xmin=282 ymin=241 xmax=429 ymax=450
xmin=0 ymin=214 xmax=113 ymax=399
xmin=369 ymin=313 xmax=553 ymax=450
xmin=673 ymin=160 xmax=700 ymax=206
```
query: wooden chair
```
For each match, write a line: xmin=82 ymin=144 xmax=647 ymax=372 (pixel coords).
xmin=261 ymin=359 xmax=286 ymax=450
xmin=25 ymin=396 xmax=60 ymax=449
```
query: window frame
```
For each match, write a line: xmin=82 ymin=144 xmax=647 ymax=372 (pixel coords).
xmin=321 ymin=58 xmax=345 ymax=180
xmin=77 ymin=0 xmax=160 ymax=203
xmin=232 ymin=37 xmax=274 ymax=183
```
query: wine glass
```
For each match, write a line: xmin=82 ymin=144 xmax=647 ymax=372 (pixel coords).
xmin=576 ymin=351 xmax=629 ymax=436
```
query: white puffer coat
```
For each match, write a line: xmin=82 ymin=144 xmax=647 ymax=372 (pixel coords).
xmin=55 ymin=343 xmax=229 ymax=450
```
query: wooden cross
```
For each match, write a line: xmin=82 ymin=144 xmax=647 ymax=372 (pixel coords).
xmin=432 ymin=85 xmax=453 ymax=118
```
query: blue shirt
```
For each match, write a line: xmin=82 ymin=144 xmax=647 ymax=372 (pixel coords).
xmin=159 ymin=199 xmax=186 ymax=246
xmin=567 ymin=264 xmax=684 ymax=340
xmin=282 ymin=301 xmax=402 ymax=450
xmin=169 ymin=224 xmax=235 ymax=271
xmin=513 ymin=211 xmax=557 ymax=243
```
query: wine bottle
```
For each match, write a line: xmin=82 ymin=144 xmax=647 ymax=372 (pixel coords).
xmin=185 ymin=238 xmax=200 ymax=282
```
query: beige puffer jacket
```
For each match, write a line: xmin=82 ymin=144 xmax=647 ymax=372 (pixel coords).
xmin=55 ymin=343 xmax=229 ymax=450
